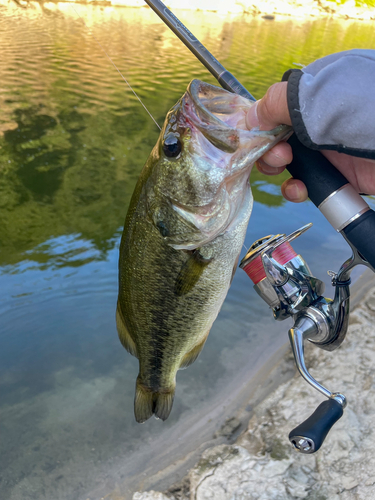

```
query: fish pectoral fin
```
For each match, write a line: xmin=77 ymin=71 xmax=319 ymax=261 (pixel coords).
xmin=116 ymin=302 xmax=138 ymax=359
xmin=174 ymin=249 xmax=213 ymax=296
xmin=179 ymin=332 xmax=209 ymax=369
xmin=134 ymin=378 xmax=175 ymax=423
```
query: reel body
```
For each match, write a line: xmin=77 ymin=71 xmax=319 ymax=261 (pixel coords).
xmin=240 ymin=223 xmax=370 ymax=454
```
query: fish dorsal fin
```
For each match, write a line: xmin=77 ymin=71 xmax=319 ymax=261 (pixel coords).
xmin=116 ymin=302 xmax=138 ymax=359
xmin=175 ymin=249 xmax=213 ymax=296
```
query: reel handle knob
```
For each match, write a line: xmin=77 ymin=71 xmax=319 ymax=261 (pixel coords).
xmin=289 ymin=399 xmax=344 ymax=454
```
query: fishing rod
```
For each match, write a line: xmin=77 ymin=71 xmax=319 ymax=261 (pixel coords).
xmin=145 ymin=0 xmax=375 ymax=454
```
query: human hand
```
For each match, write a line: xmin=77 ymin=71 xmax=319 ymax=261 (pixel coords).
xmin=246 ymin=82 xmax=375 ymax=202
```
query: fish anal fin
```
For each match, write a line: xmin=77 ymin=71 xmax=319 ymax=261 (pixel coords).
xmin=116 ymin=302 xmax=138 ymax=359
xmin=179 ymin=332 xmax=209 ymax=369
xmin=134 ymin=378 xmax=175 ymax=423
xmin=175 ymin=249 xmax=213 ymax=296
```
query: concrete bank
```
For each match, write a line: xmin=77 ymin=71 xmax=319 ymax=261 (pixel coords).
xmin=133 ymin=272 xmax=375 ymax=500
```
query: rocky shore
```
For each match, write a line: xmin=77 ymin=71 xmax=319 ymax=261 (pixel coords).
xmin=133 ymin=279 xmax=375 ymax=500
xmin=58 ymin=0 xmax=375 ymax=21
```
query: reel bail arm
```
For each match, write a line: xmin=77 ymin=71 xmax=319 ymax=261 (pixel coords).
xmin=240 ymin=223 xmax=371 ymax=453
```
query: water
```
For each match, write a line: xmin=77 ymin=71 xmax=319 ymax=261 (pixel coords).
xmin=1 ymin=3 xmax=375 ymax=499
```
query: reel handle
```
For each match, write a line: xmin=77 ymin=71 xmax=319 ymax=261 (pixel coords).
xmin=289 ymin=399 xmax=344 ymax=454
xmin=286 ymin=135 xmax=375 ymax=270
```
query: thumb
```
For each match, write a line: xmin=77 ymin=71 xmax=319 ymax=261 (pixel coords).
xmin=245 ymin=82 xmax=292 ymax=131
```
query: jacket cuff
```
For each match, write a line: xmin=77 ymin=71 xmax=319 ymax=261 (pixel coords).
xmin=282 ymin=67 xmax=375 ymax=160
xmin=284 ymin=69 xmax=316 ymax=150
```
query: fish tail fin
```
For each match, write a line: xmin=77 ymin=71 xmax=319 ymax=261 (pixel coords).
xmin=154 ymin=389 xmax=175 ymax=421
xmin=134 ymin=378 xmax=175 ymax=423
xmin=134 ymin=378 xmax=154 ymax=423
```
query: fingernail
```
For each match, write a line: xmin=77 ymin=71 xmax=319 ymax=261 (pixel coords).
xmin=284 ymin=182 xmax=300 ymax=201
xmin=259 ymin=163 xmax=283 ymax=175
xmin=262 ymin=150 xmax=288 ymax=167
xmin=245 ymin=101 xmax=260 ymax=129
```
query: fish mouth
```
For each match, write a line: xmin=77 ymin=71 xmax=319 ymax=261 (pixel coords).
xmin=184 ymin=79 xmax=291 ymax=154
xmin=184 ymin=80 xmax=242 ymax=153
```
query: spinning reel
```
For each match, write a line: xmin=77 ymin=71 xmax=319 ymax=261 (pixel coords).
xmin=240 ymin=223 xmax=373 ymax=454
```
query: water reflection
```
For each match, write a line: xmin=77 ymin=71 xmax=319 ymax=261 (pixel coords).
xmin=2 ymin=5 xmax=374 ymax=267
xmin=1 ymin=3 xmax=375 ymax=499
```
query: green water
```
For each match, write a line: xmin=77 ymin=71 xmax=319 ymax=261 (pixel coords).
xmin=1 ymin=3 xmax=375 ymax=499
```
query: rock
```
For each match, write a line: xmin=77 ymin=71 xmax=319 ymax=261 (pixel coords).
xmin=365 ymin=295 xmax=375 ymax=311
xmin=213 ymin=417 xmax=241 ymax=439
xmin=342 ymin=476 xmax=359 ymax=491
xmin=132 ymin=492 xmax=172 ymax=500
xmin=262 ymin=458 xmax=292 ymax=477
xmin=285 ymin=477 xmax=309 ymax=498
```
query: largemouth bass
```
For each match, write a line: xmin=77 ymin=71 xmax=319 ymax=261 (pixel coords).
xmin=117 ymin=80 xmax=289 ymax=423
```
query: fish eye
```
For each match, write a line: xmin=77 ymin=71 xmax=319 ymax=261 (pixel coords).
xmin=156 ymin=220 xmax=169 ymax=237
xmin=162 ymin=134 xmax=182 ymax=158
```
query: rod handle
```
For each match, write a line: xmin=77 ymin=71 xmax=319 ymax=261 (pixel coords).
xmin=286 ymin=135 xmax=375 ymax=269
xmin=286 ymin=134 xmax=348 ymax=207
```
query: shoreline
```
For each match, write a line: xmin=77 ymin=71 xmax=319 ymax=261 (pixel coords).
xmin=98 ymin=270 xmax=375 ymax=500
xmin=132 ymin=270 xmax=375 ymax=499
xmin=20 ymin=0 xmax=375 ymax=21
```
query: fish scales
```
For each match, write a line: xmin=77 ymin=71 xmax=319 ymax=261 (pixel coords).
xmin=117 ymin=80 xmax=289 ymax=423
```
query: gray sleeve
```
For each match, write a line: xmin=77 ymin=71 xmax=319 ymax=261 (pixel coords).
xmin=283 ymin=49 xmax=375 ymax=159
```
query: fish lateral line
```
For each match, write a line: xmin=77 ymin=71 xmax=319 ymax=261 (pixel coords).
xmin=70 ymin=4 xmax=162 ymax=131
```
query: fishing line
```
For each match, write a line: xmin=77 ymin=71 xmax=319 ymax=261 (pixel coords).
xmin=70 ymin=5 xmax=162 ymax=131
